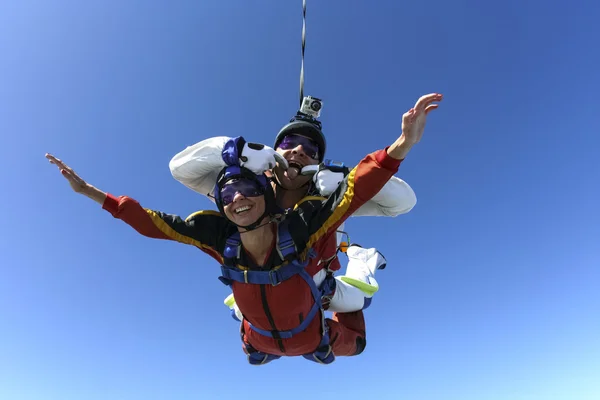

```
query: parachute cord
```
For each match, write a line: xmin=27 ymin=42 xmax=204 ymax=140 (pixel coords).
xmin=299 ymin=0 xmax=306 ymax=107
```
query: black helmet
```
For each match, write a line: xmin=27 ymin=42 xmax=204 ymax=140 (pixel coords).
xmin=274 ymin=113 xmax=326 ymax=162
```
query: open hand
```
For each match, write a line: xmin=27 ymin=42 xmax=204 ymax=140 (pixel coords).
xmin=401 ymin=93 xmax=443 ymax=144
xmin=45 ymin=153 xmax=89 ymax=193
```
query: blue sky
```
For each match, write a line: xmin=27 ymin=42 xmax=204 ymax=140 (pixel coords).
xmin=1 ymin=0 xmax=599 ymax=399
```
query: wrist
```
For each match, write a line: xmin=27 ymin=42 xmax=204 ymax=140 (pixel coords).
xmin=82 ymin=184 xmax=107 ymax=204
xmin=387 ymin=135 xmax=416 ymax=160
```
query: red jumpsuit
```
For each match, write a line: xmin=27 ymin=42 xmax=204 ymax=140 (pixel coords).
xmin=102 ymin=149 xmax=402 ymax=359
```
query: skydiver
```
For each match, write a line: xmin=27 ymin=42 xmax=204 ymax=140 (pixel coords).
xmin=46 ymin=92 xmax=442 ymax=364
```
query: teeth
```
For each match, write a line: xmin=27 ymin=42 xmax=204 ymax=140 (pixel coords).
xmin=235 ymin=206 xmax=251 ymax=214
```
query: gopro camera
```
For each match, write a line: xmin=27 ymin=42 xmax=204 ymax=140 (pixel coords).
xmin=300 ymin=96 xmax=323 ymax=119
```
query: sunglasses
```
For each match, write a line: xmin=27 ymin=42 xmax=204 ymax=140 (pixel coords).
xmin=277 ymin=134 xmax=320 ymax=160
xmin=220 ymin=179 xmax=263 ymax=206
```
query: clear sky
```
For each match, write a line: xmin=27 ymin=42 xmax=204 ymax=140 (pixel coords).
xmin=1 ymin=1 xmax=599 ymax=399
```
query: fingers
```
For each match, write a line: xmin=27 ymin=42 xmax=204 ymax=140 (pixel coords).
xmin=46 ymin=153 xmax=70 ymax=171
xmin=414 ymin=93 xmax=443 ymax=111
xmin=60 ymin=167 xmax=77 ymax=181
xmin=424 ymin=104 xmax=439 ymax=114
xmin=46 ymin=153 xmax=62 ymax=166
xmin=273 ymin=152 xmax=289 ymax=170
xmin=402 ymin=108 xmax=416 ymax=124
xmin=47 ymin=153 xmax=77 ymax=175
xmin=46 ymin=153 xmax=85 ymax=185
xmin=61 ymin=168 xmax=73 ymax=180
xmin=60 ymin=168 xmax=77 ymax=184
xmin=61 ymin=167 xmax=87 ymax=188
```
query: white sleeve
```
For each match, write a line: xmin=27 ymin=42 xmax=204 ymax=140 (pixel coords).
xmin=169 ymin=136 xmax=230 ymax=202
xmin=351 ymin=176 xmax=417 ymax=217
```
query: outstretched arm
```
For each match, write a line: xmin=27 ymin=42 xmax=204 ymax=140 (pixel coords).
xmin=46 ymin=154 xmax=230 ymax=262
xmin=292 ymin=93 xmax=443 ymax=257
xmin=46 ymin=154 xmax=108 ymax=204
xmin=303 ymin=93 xmax=441 ymax=218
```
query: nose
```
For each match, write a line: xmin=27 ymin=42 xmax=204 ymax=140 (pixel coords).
xmin=291 ymin=144 xmax=309 ymax=158
xmin=232 ymin=191 xmax=246 ymax=202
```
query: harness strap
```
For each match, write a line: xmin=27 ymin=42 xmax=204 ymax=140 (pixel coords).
xmin=223 ymin=232 xmax=242 ymax=262
xmin=303 ymin=331 xmax=334 ymax=364
xmin=276 ymin=218 xmax=297 ymax=260
xmin=218 ymin=216 xmax=334 ymax=340
xmin=220 ymin=261 xmax=306 ymax=286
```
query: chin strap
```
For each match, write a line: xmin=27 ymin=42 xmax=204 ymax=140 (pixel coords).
xmin=237 ymin=213 xmax=286 ymax=233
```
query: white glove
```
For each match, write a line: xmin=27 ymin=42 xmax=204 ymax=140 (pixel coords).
xmin=239 ymin=143 xmax=288 ymax=174
xmin=312 ymin=168 xmax=345 ymax=196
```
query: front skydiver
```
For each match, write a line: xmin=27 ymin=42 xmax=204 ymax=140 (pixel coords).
xmin=45 ymin=92 xmax=442 ymax=365
xmin=169 ymin=95 xmax=431 ymax=316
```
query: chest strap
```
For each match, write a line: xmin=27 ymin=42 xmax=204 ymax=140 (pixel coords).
xmin=217 ymin=220 xmax=334 ymax=340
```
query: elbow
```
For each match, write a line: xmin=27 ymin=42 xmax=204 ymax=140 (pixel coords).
xmin=168 ymin=159 xmax=176 ymax=177
xmin=385 ymin=187 xmax=417 ymax=217
xmin=168 ymin=155 xmax=194 ymax=183
xmin=168 ymin=157 xmax=182 ymax=179
xmin=398 ymin=181 xmax=417 ymax=214
xmin=404 ymin=187 xmax=417 ymax=213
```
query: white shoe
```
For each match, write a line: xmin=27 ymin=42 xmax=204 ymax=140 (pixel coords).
xmin=340 ymin=244 xmax=387 ymax=296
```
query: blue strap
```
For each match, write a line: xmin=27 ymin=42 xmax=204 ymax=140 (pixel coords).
xmin=220 ymin=261 xmax=306 ymax=286
xmin=276 ymin=220 xmax=297 ymax=260
xmin=220 ymin=221 xmax=305 ymax=283
xmin=219 ymin=225 xmax=331 ymax=340
xmin=302 ymin=331 xmax=335 ymax=364
xmin=223 ymin=232 xmax=242 ymax=263
xmin=247 ymin=352 xmax=281 ymax=365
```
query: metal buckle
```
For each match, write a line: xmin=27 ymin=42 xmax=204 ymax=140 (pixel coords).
xmin=268 ymin=269 xmax=281 ymax=286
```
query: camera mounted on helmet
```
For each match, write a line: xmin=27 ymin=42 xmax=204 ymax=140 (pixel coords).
xmin=299 ymin=96 xmax=323 ymax=120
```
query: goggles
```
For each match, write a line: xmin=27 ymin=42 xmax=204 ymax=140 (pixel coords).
xmin=220 ymin=179 xmax=263 ymax=206
xmin=277 ymin=134 xmax=320 ymax=160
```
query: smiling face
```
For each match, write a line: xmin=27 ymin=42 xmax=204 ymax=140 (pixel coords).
xmin=273 ymin=134 xmax=321 ymax=190
xmin=220 ymin=178 xmax=267 ymax=227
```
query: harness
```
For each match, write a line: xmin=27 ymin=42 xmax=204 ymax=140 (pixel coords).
xmin=218 ymin=218 xmax=336 ymax=365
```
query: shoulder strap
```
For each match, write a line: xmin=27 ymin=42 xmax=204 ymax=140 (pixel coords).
xmin=223 ymin=231 xmax=242 ymax=267
xmin=275 ymin=219 xmax=298 ymax=262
